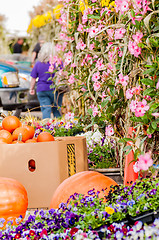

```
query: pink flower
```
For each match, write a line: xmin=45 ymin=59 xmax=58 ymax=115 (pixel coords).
xmin=105 ymin=125 xmax=114 ymax=136
xmin=133 ymin=161 xmax=140 ymax=173
xmin=130 ymin=100 xmax=137 ymax=113
xmin=88 ymin=26 xmax=98 ymax=38
xmin=137 ymin=152 xmax=153 ymax=171
xmin=135 ymin=99 xmax=149 ymax=117
xmin=132 ymin=32 xmax=143 ymax=44
xmin=156 ymin=80 xmax=159 ymax=89
xmin=65 ymin=112 xmax=74 ymax=121
xmin=64 ymin=51 xmax=73 ymax=65
xmin=82 ymin=11 xmax=88 ymax=24
xmin=107 ymin=29 xmax=114 ymax=40
xmin=95 ymin=59 xmax=105 ymax=70
xmin=76 ymin=39 xmax=86 ymax=50
xmin=126 ymin=89 xmax=133 ymax=99
xmin=89 ymin=43 xmax=95 ymax=50
xmin=114 ymin=28 xmax=126 ymax=40
xmin=152 ymin=113 xmax=159 ymax=118
xmin=116 ymin=73 xmax=129 ymax=86
xmin=90 ymin=105 xmax=99 ymax=117
xmin=102 ymin=91 xmax=106 ymax=101
xmin=128 ymin=41 xmax=141 ymax=57
xmin=48 ymin=64 xmax=54 ymax=73
xmin=93 ymin=81 xmax=101 ymax=91
xmin=77 ymin=24 xmax=83 ymax=32
xmin=68 ymin=74 xmax=75 ymax=84
xmin=92 ymin=71 xmax=100 ymax=82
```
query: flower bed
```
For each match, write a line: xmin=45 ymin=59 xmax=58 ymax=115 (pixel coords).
xmin=0 ymin=177 xmax=159 ymax=239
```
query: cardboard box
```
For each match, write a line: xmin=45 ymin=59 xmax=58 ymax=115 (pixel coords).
xmin=0 ymin=136 xmax=88 ymax=209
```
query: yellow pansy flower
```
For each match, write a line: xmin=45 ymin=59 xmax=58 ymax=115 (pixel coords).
xmin=105 ymin=206 xmax=114 ymax=215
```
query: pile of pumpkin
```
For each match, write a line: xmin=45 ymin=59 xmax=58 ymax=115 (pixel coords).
xmin=0 ymin=116 xmax=55 ymax=144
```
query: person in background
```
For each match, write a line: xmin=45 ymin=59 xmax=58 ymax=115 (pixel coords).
xmin=13 ymin=38 xmax=24 ymax=54
xmin=29 ymin=42 xmax=63 ymax=119
xmin=31 ymin=35 xmax=45 ymax=67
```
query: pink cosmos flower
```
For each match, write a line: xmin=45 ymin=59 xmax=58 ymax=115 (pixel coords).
xmin=105 ymin=125 xmax=114 ymax=136
xmin=137 ymin=152 xmax=153 ymax=171
xmin=92 ymin=71 xmax=100 ymax=82
xmin=93 ymin=81 xmax=101 ymax=91
xmin=114 ymin=28 xmax=126 ymax=40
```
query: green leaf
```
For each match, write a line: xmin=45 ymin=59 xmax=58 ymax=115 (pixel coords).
xmin=118 ymin=138 xmax=133 ymax=143
xmin=125 ymin=149 xmax=132 ymax=155
xmin=151 ymin=121 xmax=157 ymax=130
xmin=143 ymin=68 xmax=156 ymax=75
xmin=123 ymin=145 xmax=132 ymax=151
xmin=131 ymin=9 xmax=135 ymax=18
xmin=141 ymin=78 xmax=154 ymax=86
xmin=147 ymin=125 xmax=155 ymax=134
xmin=143 ymin=88 xmax=155 ymax=96
xmin=87 ymin=14 xmax=100 ymax=20
xmin=149 ymin=103 xmax=159 ymax=112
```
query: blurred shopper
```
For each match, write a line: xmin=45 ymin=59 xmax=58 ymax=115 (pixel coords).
xmin=29 ymin=42 xmax=63 ymax=119
xmin=31 ymin=35 xmax=45 ymax=66
xmin=13 ymin=38 xmax=24 ymax=53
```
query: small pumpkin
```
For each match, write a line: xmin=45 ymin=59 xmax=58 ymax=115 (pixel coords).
xmin=0 ymin=137 xmax=8 ymax=144
xmin=2 ymin=116 xmax=21 ymax=133
xmin=25 ymin=138 xmax=37 ymax=143
xmin=37 ymin=132 xmax=55 ymax=142
xmin=12 ymin=127 xmax=30 ymax=142
xmin=0 ymin=177 xmax=28 ymax=227
xmin=0 ymin=130 xmax=13 ymax=143
xmin=50 ymin=171 xmax=118 ymax=209
xmin=23 ymin=125 xmax=35 ymax=139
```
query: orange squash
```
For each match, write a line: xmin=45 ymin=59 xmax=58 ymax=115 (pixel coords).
xmin=2 ymin=116 xmax=21 ymax=133
xmin=0 ymin=177 xmax=28 ymax=227
xmin=37 ymin=132 xmax=55 ymax=142
xmin=50 ymin=171 xmax=118 ymax=209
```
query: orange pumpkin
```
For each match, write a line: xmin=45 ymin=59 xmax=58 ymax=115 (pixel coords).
xmin=23 ymin=125 xmax=35 ymax=139
xmin=50 ymin=171 xmax=118 ymax=209
xmin=12 ymin=127 xmax=30 ymax=142
xmin=0 ymin=177 xmax=28 ymax=227
xmin=37 ymin=132 xmax=55 ymax=142
xmin=25 ymin=138 xmax=37 ymax=143
xmin=0 ymin=137 xmax=8 ymax=144
xmin=2 ymin=116 xmax=21 ymax=133
xmin=0 ymin=130 xmax=13 ymax=143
